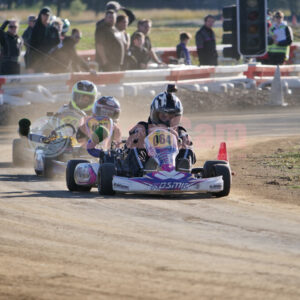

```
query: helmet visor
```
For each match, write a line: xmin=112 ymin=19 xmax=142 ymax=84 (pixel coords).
xmin=94 ymin=104 xmax=120 ymax=121
xmin=77 ymin=81 xmax=95 ymax=92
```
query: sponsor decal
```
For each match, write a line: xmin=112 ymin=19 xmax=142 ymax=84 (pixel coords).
xmin=154 ymin=181 xmax=190 ymax=190
xmin=209 ymin=184 xmax=222 ymax=189
xmin=113 ymin=183 xmax=129 ymax=190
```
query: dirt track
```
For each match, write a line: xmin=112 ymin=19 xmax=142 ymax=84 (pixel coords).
xmin=0 ymin=107 xmax=300 ymax=299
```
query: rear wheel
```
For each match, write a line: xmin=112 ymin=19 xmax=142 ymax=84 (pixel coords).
xmin=98 ymin=163 xmax=116 ymax=195
xmin=66 ymin=160 xmax=92 ymax=192
xmin=212 ymin=164 xmax=231 ymax=197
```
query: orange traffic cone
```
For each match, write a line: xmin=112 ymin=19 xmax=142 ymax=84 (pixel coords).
xmin=217 ymin=142 xmax=228 ymax=161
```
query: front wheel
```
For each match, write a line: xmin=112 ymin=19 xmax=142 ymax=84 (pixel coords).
xmin=203 ymin=160 xmax=229 ymax=178
xmin=212 ymin=164 xmax=231 ymax=197
xmin=66 ymin=160 xmax=92 ymax=192
xmin=98 ymin=163 xmax=116 ymax=195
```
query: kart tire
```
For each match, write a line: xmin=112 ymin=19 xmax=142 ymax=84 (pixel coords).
xmin=98 ymin=163 xmax=116 ymax=195
xmin=211 ymin=164 xmax=231 ymax=198
xmin=203 ymin=160 xmax=229 ymax=178
xmin=66 ymin=159 xmax=92 ymax=192
xmin=12 ymin=139 xmax=26 ymax=166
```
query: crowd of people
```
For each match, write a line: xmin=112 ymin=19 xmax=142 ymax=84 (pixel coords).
xmin=0 ymin=3 xmax=295 ymax=75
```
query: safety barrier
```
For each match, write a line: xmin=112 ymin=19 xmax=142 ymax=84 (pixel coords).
xmin=1 ymin=62 xmax=300 ymax=107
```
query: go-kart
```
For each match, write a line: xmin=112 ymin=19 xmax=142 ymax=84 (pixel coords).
xmin=12 ymin=108 xmax=84 ymax=168
xmin=15 ymin=117 xmax=88 ymax=178
xmin=68 ymin=127 xmax=231 ymax=197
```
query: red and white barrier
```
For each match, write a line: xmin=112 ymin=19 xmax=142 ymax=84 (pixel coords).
xmin=1 ymin=61 xmax=300 ymax=106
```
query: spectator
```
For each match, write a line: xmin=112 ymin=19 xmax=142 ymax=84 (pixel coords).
xmin=95 ymin=10 xmax=124 ymax=71
xmin=195 ymin=15 xmax=218 ymax=66
xmin=116 ymin=15 xmax=130 ymax=51
xmin=48 ymin=29 xmax=91 ymax=73
xmin=176 ymin=32 xmax=192 ymax=65
xmin=127 ymin=32 xmax=150 ymax=70
xmin=267 ymin=11 xmax=293 ymax=65
xmin=0 ymin=19 xmax=23 ymax=75
xmin=95 ymin=1 xmax=135 ymax=71
xmin=28 ymin=7 xmax=60 ymax=72
xmin=22 ymin=15 xmax=36 ymax=69
xmin=132 ymin=19 xmax=162 ymax=65
xmin=116 ymin=14 xmax=131 ymax=70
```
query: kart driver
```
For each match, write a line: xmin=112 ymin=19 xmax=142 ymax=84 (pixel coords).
xmin=40 ymin=80 xmax=98 ymax=136
xmin=125 ymin=85 xmax=196 ymax=176
xmin=76 ymin=96 xmax=122 ymax=153
xmin=55 ymin=80 xmax=97 ymax=126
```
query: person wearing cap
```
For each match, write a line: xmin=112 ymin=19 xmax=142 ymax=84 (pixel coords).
xmin=267 ymin=11 xmax=293 ymax=65
xmin=22 ymin=15 xmax=36 ymax=69
xmin=95 ymin=9 xmax=124 ymax=71
xmin=95 ymin=1 xmax=135 ymax=71
xmin=28 ymin=7 xmax=60 ymax=72
xmin=0 ymin=19 xmax=23 ymax=75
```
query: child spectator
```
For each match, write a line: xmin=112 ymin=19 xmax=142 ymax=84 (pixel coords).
xmin=176 ymin=32 xmax=192 ymax=65
xmin=127 ymin=32 xmax=150 ymax=70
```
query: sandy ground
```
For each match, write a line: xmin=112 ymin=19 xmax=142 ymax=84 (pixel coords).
xmin=0 ymin=105 xmax=300 ymax=299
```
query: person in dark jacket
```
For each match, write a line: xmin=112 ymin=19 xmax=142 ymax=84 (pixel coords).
xmin=48 ymin=29 xmax=91 ymax=73
xmin=195 ymin=15 xmax=218 ymax=66
xmin=28 ymin=7 xmax=60 ymax=72
xmin=22 ymin=15 xmax=36 ymax=69
xmin=0 ymin=19 xmax=23 ymax=75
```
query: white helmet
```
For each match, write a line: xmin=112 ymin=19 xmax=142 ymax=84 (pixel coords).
xmin=92 ymin=96 xmax=121 ymax=122
xmin=150 ymin=92 xmax=183 ymax=127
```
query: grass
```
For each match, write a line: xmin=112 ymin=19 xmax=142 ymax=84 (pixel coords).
xmin=1 ymin=8 xmax=225 ymax=50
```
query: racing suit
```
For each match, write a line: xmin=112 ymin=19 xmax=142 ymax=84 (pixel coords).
xmin=76 ymin=115 xmax=122 ymax=156
xmin=125 ymin=118 xmax=196 ymax=176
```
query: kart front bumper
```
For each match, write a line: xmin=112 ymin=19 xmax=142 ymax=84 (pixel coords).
xmin=112 ymin=170 xmax=224 ymax=194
